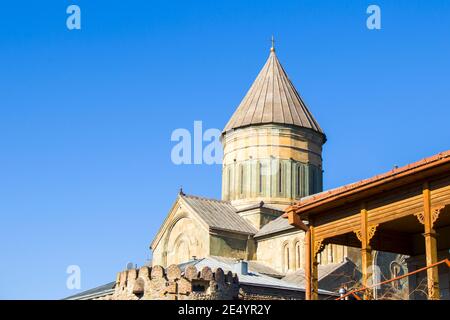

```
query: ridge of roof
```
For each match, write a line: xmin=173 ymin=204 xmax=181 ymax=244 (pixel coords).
xmin=181 ymin=193 xmax=231 ymax=203
xmin=180 ymin=194 xmax=257 ymax=234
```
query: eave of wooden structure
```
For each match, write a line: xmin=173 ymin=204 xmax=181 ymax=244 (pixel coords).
xmin=285 ymin=150 xmax=450 ymax=300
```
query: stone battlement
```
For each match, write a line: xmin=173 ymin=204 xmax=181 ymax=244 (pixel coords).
xmin=97 ymin=264 xmax=239 ymax=300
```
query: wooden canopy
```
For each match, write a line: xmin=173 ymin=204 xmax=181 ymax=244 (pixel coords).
xmin=285 ymin=150 xmax=450 ymax=299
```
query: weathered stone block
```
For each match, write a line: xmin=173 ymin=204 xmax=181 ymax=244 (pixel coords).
xmin=178 ymin=277 xmax=192 ymax=295
xmin=138 ymin=266 xmax=151 ymax=280
xmin=166 ymin=281 xmax=177 ymax=294
xmin=200 ymin=266 xmax=213 ymax=281
xmin=214 ymin=268 xmax=224 ymax=284
xmin=166 ymin=264 xmax=181 ymax=280
xmin=184 ymin=265 xmax=198 ymax=280
xmin=151 ymin=265 xmax=165 ymax=279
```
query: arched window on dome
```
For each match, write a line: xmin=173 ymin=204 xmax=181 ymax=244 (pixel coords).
xmin=311 ymin=166 xmax=317 ymax=194
xmin=278 ymin=162 xmax=283 ymax=194
xmin=227 ymin=167 xmax=232 ymax=198
xmin=259 ymin=161 xmax=267 ymax=195
xmin=239 ymin=164 xmax=244 ymax=195
xmin=296 ymin=164 xmax=306 ymax=198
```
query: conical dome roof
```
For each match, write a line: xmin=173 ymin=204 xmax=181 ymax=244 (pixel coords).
xmin=223 ymin=47 xmax=324 ymax=135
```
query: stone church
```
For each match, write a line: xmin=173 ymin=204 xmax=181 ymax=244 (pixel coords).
xmin=67 ymin=44 xmax=412 ymax=300
xmin=151 ymin=44 xmax=349 ymax=274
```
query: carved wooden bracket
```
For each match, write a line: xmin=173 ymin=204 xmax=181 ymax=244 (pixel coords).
xmin=432 ymin=205 xmax=445 ymax=226
xmin=368 ymin=224 xmax=378 ymax=241
xmin=414 ymin=211 xmax=425 ymax=225
xmin=354 ymin=230 xmax=362 ymax=242
xmin=354 ymin=224 xmax=378 ymax=243
xmin=414 ymin=205 xmax=445 ymax=228
xmin=313 ymin=239 xmax=325 ymax=256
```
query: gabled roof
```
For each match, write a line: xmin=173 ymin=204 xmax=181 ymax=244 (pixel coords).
xmin=223 ymin=46 xmax=324 ymax=135
xmin=181 ymin=194 xmax=257 ymax=234
xmin=150 ymin=193 xmax=258 ymax=250
xmin=254 ymin=215 xmax=298 ymax=238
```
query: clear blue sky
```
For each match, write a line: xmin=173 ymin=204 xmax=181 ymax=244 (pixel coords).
xmin=0 ymin=0 xmax=449 ymax=299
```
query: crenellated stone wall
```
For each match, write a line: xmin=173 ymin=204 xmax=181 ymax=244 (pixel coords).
xmin=96 ymin=264 xmax=239 ymax=300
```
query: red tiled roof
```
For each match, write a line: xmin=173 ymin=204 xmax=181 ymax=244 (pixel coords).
xmin=285 ymin=150 xmax=450 ymax=215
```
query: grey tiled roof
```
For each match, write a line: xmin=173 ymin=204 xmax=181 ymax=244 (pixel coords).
xmin=254 ymin=215 xmax=297 ymax=238
xmin=282 ymin=258 xmax=359 ymax=292
xmin=236 ymin=201 xmax=284 ymax=213
xmin=208 ymin=255 xmax=284 ymax=278
xmin=179 ymin=256 xmax=335 ymax=294
xmin=181 ymin=194 xmax=257 ymax=235
xmin=283 ymin=262 xmax=345 ymax=286
xmin=63 ymin=281 xmax=115 ymax=300
xmin=223 ymin=48 xmax=324 ymax=134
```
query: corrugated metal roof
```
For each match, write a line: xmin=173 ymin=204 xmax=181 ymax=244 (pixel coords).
xmin=282 ymin=259 xmax=358 ymax=292
xmin=180 ymin=256 xmax=334 ymax=293
xmin=206 ymin=255 xmax=284 ymax=278
xmin=63 ymin=281 xmax=115 ymax=300
xmin=223 ymin=48 xmax=324 ymax=134
xmin=181 ymin=194 xmax=257 ymax=234
xmin=254 ymin=215 xmax=296 ymax=238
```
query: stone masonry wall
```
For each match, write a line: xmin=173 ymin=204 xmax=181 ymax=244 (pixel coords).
xmin=96 ymin=264 xmax=239 ymax=300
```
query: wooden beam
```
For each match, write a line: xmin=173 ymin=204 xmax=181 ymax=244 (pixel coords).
xmin=423 ymin=182 xmax=440 ymax=299
xmin=326 ymin=229 xmax=414 ymax=255
xmin=287 ymin=209 xmax=308 ymax=231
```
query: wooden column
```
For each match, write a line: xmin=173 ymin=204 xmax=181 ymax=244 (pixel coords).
xmin=422 ymin=182 xmax=440 ymax=300
xmin=311 ymin=257 xmax=319 ymax=300
xmin=354 ymin=203 xmax=377 ymax=299
xmin=304 ymin=227 xmax=312 ymax=300
xmin=311 ymin=225 xmax=323 ymax=300
xmin=287 ymin=210 xmax=313 ymax=300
